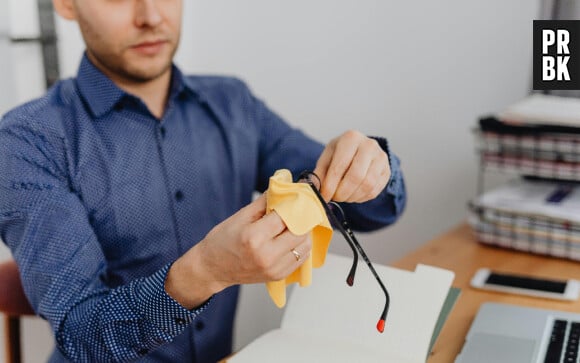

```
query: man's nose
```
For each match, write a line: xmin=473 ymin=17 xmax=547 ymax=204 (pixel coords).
xmin=135 ymin=0 xmax=163 ymax=28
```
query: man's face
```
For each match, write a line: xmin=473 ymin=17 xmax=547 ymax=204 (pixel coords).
xmin=70 ymin=0 xmax=182 ymax=83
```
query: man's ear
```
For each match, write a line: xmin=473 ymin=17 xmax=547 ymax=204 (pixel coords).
xmin=52 ymin=0 xmax=77 ymax=20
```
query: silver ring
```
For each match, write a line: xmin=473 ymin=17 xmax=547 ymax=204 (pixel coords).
xmin=291 ymin=248 xmax=301 ymax=262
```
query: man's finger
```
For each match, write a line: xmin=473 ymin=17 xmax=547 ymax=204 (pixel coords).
xmin=367 ymin=163 xmax=390 ymax=201
xmin=313 ymin=141 xmax=335 ymax=190
xmin=319 ymin=136 xmax=359 ymax=201
xmin=268 ymin=229 xmax=309 ymax=259
xmin=238 ymin=193 xmax=268 ymax=222
xmin=286 ymin=236 xmax=312 ymax=267
xmin=267 ymin=232 xmax=312 ymax=278
xmin=333 ymin=146 xmax=374 ymax=201
xmin=253 ymin=209 xmax=287 ymax=238
xmin=346 ymin=152 xmax=384 ymax=202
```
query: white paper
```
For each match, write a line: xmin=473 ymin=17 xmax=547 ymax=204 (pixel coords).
xmin=474 ymin=179 xmax=580 ymax=223
xmin=228 ymin=254 xmax=454 ymax=363
xmin=499 ymin=93 xmax=580 ymax=127
xmin=227 ymin=329 xmax=413 ymax=363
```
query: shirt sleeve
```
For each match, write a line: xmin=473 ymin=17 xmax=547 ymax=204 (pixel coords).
xmin=0 ymin=117 xmax=209 ymax=362
xmin=241 ymin=82 xmax=407 ymax=231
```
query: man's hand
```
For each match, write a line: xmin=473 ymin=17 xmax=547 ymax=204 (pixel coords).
xmin=314 ymin=130 xmax=390 ymax=203
xmin=165 ymin=194 xmax=311 ymax=309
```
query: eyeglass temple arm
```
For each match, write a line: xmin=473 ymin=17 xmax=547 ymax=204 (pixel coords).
xmin=342 ymin=224 xmax=391 ymax=333
xmin=306 ymin=182 xmax=390 ymax=332
xmin=299 ymin=172 xmax=390 ymax=332
xmin=305 ymin=182 xmax=359 ymax=286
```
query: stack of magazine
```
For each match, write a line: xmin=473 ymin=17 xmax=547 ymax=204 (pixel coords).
xmin=469 ymin=179 xmax=580 ymax=260
xmin=470 ymin=94 xmax=580 ymax=260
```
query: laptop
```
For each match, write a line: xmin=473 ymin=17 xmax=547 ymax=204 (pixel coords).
xmin=456 ymin=302 xmax=580 ymax=363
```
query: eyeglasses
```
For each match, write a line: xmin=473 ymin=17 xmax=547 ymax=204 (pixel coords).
xmin=297 ymin=171 xmax=390 ymax=333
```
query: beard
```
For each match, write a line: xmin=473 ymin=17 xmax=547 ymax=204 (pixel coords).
xmin=87 ymin=43 xmax=178 ymax=84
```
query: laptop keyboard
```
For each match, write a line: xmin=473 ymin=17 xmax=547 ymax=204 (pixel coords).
xmin=544 ymin=319 xmax=580 ymax=363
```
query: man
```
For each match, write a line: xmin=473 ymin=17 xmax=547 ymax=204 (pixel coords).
xmin=0 ymin=0 xmax=406 ymax=362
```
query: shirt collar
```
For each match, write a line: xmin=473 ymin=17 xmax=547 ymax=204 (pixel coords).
xmin=76 ymin=54 xmax=126 ymax=118
xmin=175 ymin=67 xmax=207 ymax=103
xmin=76 ymin=53 xmax=202 ymax=118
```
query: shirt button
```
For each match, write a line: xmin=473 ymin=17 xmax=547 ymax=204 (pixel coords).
xmin=137 ymin=348 xmax=149 ymax=355
xmin=195 ymin=321 xmax=205 ymax=331
xmin=175 ymin=190 xmax=184 ymax=201
xmin=159 ymin=126 xmax=166 ymax=138
xmin=174 ymin=317 xmax=186 ymax=324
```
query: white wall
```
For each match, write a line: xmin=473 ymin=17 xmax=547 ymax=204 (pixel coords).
xmin=4 ymin=0 xmax=540 ymax=359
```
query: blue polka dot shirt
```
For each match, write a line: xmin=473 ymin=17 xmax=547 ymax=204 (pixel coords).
xmin=0 ymin=54 xmax=406 ymax=362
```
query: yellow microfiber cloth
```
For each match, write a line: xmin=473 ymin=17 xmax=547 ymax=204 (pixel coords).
xmin=265 ymin=169 xmax=333 ymax=308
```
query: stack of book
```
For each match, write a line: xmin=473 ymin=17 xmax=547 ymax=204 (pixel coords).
xmin=469 ymin=179 xmax=580 ymax=260
xmin=477 ymin=94 xmax=580 ymax=180
xmin=470 ymin=94 xmax=580 ymax=260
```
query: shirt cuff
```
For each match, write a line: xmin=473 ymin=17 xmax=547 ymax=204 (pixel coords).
xmin=369 ymin=136 xmax=395 ymax=191
xmin=132 ymin=263 xmax=212 ymax=337
xmin=369 ymin=135 xmax=405 ymax=212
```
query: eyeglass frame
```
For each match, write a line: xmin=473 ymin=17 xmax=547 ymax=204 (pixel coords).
xmin=297 ymin=170 xmax=390 ymax=333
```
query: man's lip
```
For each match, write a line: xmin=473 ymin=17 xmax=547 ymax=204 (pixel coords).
xmin=132 ymin=40 xmax=167 ymax=48
xmin=130 ymin=40 xmax=168 ymax=55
